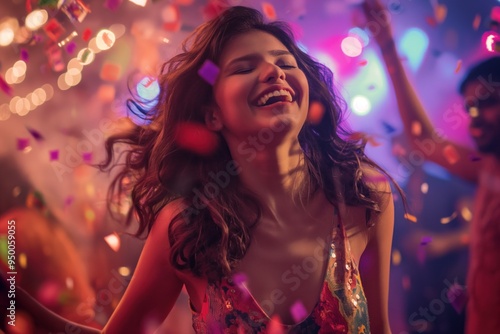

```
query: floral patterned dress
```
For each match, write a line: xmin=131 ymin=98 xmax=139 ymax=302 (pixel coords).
xmin=191 ymin=212 xmax=371 ymax=333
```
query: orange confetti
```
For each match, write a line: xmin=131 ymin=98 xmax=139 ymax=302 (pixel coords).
xmin=473 ymin=14 xmax=481 ymax=30
xmin=175 ymin=122 xmax=219 ymax=155
xmin=440 ymin=211 xmax=457 ymax=224
xmin=411 ymin=121 xmax=422 ymax=136
xmin=392 ymin=249 xmax=402 ymax=266
xmin=100 ymin=62 xmax=122 ymax=82
xmin=454 ymin=59 xmax=462 ymax=74
xmin=434 ymin=4 xmax=447 ymax=24
xmin=307 ymin=101 xmax=325 ymax=124
xmin=443 ymin=144 xmax=460 ymax=164
xmin=268 ymin=315 xmax=285 ymax=334
xmin=262 ymin=2 xmax=277 ymax=20
xmin=404 ymin=213 xmax=418 ymax=223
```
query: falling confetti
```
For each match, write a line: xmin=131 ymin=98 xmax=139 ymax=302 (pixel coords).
xmin=262 ymin=2 xmax=277 ymax=20
xmin=198 ymin=59 xmax=220 ymax=85
xmin=82 ymin=28 xmax=92 ymax=41
xmin=434 ymin=4 xmax=447 ymax=24
xmin=392 ymin=249 xmax=402 ymax=266
xmin=411 ymin=121 xmax=422 ymax=136
xmin=20 ymin=48 xmax=29 ymax=62
xmin=443 ymin=144 xmax=459 ymax=164
xmin=358 ymin=60 xmax=368 ymax=66
xmin=473 ymin=14 xmax=481 ymax=30
xmin=307 ymin=101 xmax=325 ymax=124
xmin=404 ymin=213 xmax=418 ymax=223
xmin=268 ymin=315 xmax=285 ymax=334
xmin=104 ymin=233 xmax=121 ymax=252
xmin=454 ymin=59 xmax=462 ymax=73
xmin=17 ymin=138 xmax=30 ymax=151
xmin=0 ymin=75 xmax=13 ymax=96
xmin=381 ymin=121 xmax=397 ymax=134
xmin=26 ymin=127 xmax=44 ymax=141
xmin=440 ymin=211 xmax=458 ymax=224
xmin=290 ymin=300 xmax=307 ymax=323
xmin=82 ymin=152 xmax=92 ymax=163
xmin=420 ymin=182 xmax=428 ymax=194
xmin=175 ymin=122 xmax=219 ymax=155
xmin=420 ymin=236 xmax=432 ymax=245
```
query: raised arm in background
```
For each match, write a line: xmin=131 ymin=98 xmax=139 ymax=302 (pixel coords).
xmin=361 ymin=0 xmax=481 ymax=183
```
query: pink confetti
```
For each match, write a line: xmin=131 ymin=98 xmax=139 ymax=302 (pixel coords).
xmin=64 ymin=196 xmax=74 ymax=206
xmin=49 ymin=150 xmax=59 ymax=161
xmin=268 ymin=315 xmax=284 ymax=334
xmin=82 ymin=152 xmax=92 ymax=163
xmin=198 ymin=59 xmax=220 ymax=85
xmin=17 ymin=138 xmax=29 ymax=151
xmin=232 ymin=272 xmax=248 ymax=286
xmin=290 ymin=300 xmax=307 ymax=323
xmin=0 ymin=75 xmax=13 ymax=96
xmin=82 ymin=28 xmax=92 ymax=41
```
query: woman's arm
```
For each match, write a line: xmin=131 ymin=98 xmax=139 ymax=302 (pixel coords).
xmin=102 ymin=201 xmax=185 ymax=333
xmin=362 ymin=0 xmax=481 ymax=183
xmin=359 ymin=170 xmax=394 ymax=334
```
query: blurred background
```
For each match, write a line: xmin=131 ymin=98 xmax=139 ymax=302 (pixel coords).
xmin=0 ymin=0 xmax=497 ymax=333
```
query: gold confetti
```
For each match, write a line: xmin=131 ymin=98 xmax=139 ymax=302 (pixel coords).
xmin=19 ymin=253 xmax=27 ymax=269
xmin=440 ymin=211 xmax=458 ymax=224
xmin=392 ymin=249 xmax=402 ymax=266
xmin=404 ymin=213 xmax=418 ymax=223
xmin=421 ymin=182 xmax=429 ymax=194
xmin=460 ymin=206 xmax=473 ymax=222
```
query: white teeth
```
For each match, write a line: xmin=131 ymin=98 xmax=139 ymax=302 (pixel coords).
xmin=257 ymin=89 xmax=293 ymax=106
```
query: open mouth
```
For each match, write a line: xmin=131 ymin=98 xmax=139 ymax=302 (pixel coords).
xmin=255 ymin=89 xmax=295 ymax=107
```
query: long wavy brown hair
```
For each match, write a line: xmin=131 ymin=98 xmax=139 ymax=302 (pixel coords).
xmin=100 ymin=6 xmax=399 ymax=281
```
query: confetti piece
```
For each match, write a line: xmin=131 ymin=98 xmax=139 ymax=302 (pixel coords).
xmin=64 ymin=196 xmax=74 ymax=206
xmin=26 ymin=127 xmax=44 ymax=141
xmin=49 ymin=150 xmax=59 ymax=161
xmin=82 ymin=152 xmax=92 ymax=163
xmin=262 ymin=2 xmax=277 ymax=21
xmin=420 ymin=236 xmax=432 ymax=245
xmin=454 ymin=59 xmax=462 ymax=74
xmin=290 ymin=300 xmax=307 ymax=323
xmin=36 ymin=281 xmax=62 ymax=308
xmin=198 ymin=59 xmax=220 ymax=85
xmin=392 ymin=249 xmax=402 ymax=266
xmin=82 ymin=28 xmax=92 ymax=41
xmin=61 ymin=0 xmax=91 ymax=23
xmin=473 ymin=14 xmax=481 ymax=30
xmin=443 ymin=144 xmax=459 ymax=164
xmin=268 ymin=315 xmax=285 ymax=334
xmin=426 ymin=16 xmax=437 ymax=27
xmin=19 ymin=253 xmax=27 ymax=269
xmin=434 ymin=4 xmax=447 ymax=24
xmin=411 ymin=121 xmax=422 ymax=136
xmin=447 ymin=281 xmax=467 ymax=314
xmin=104 ymin=0 xmax=122 ymax=11
xmin=0 ymin=75 xmax=13 ymax=96
xmin=65 ymin=41 xmax=77 ymax=54
xmin=440 ymin=211 xmax=458 ymax=224
xmin=307 ymin=101 xmax=325 ymax=124
xmin=381 ymin=121 xmax=397 ymax=134
xmin=491 ymin=6 xmax=500 ymax=22
xmin=175 ymin=122 xmax=219 ymax=155
xmin=43 ymin=18 xmax=65 ymax=41
xmin=404 ymin=213 xmax=417 ymax=223
xmin=20 ymin=48 xmax=29 ymax=62
xmin=104 ymin=233 xmax=121 ymax=252
xmin=163 ymin=20 xmax=182 ymax=32
xmin=358 ymin=60 xmax=368 ymax=66
xmin=420 ymin=182 xmax=428 ymax=194
xmin=364 ymin=174 xmax=387 ymax=184
xmin=17 ymin=138 xmax=30 ymax=151
xmin=402 ymin=275 xmax=411 ymax=290
xmin=100 ymin=62 xmax=122 ymax=82
xmin=232 ymin=272 xmax=248 ymax=286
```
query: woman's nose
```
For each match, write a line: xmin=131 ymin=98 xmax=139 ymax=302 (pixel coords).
xmin=260 ymin=63 xmax=286 ymax=82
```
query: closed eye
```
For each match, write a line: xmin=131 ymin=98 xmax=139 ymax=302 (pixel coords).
xmin=233 ymin=68 xmax=254 ymax=74
xmin=279 ymin=64 xmax=296 ymax=69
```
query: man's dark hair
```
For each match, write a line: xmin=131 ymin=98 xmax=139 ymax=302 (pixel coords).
xmin=459 ymin=56 xmax=500 ymax=95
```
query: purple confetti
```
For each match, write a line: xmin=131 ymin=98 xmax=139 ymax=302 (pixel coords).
xmin=82 ymin=152 xmax=92 ymax=163
xmin=65 ymin=41 xmax=77 ymax=54
xmin=17 ymin=138 xmax=29 ymax=151
xmin=447 ymin=282 xmax=467 ymax=314
xmin=20 ymin=48 xmax=29 ymax=62
xmin=27 ymin=127 xmax=44 ymax=141
xmin=232 ymin=272 xmax=248 ymax=286
xmin=198 ymin=59 xmax=220 ymax=85
xmin=290 ymin=300 xmax=307 ymax=323
xmin=104 ymin=0 xmax=123 ymax=11
xmin=49 ymin=150 xmax=59 ymax=161
xmin=469 ymin=154 xmax=482 ymax=162
xmin=381 ymin=121 xmax=397 ymax=134
xmin=420 ymin=236 xmax=432 ymax=245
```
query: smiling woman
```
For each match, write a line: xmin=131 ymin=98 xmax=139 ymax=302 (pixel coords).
xmin=5 ymin=5 xmax=399 ymax=334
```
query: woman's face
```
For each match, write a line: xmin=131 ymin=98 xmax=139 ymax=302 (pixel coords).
xmin=210 ymin=30 xmax=309 ymax=144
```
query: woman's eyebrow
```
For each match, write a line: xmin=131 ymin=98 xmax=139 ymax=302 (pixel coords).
xmin=225 ymin=49 xmax=293 ymax=67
